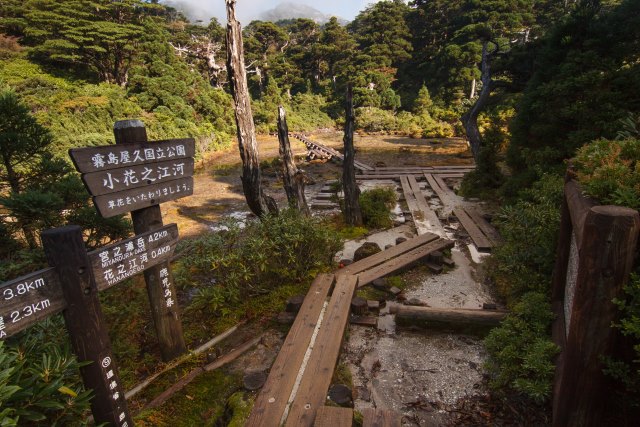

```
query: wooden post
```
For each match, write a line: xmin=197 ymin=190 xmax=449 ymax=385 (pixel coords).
xmin=342 ymin=84 xmax=362 ymax=226
xmin=225 ymin=0 xmax=277 ymax=217
xmin=278 ymin=106 xmax=310 ymax=215
xmin=41 ymin=226 xmax=132 ymax=427
xmin=552 ymin=205 xmax=640 ymax=426
xmin=114 ymin=120 xmax=186 ymax=362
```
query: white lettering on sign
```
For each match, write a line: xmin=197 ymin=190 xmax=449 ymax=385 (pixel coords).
xmin=151 ymin=246 xmax=170 ymax=259
xmin=3 ymin=278 xmax=46 ymax=301
xmin=9 ymin=299 xmax=51 ymax=324
xmin=0 ymin=316 xmax=6 ymax=339
xmin=86 ymin=146 xmax=187 ymax=171
xmin=104 ymin=181 xmax=190 ymax=211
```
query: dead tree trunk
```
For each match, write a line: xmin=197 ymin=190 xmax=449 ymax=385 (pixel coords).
xmin=277 ymin=106 xmax=310 ymax=215
xmin=461 ymin=41 xmax=498 ymax=159
xmin=342 ymin=85 xmax=363 ymax=227
xmin=225 ymin=0 xmax=277 ymax=218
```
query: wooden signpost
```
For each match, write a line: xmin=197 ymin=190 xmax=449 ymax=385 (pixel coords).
xmin=0 ymin=119 xmax=196 ymax=426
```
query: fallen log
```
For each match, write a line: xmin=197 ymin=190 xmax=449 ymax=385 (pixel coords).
xmin=390 ymin=304 xmax=508 ymax=327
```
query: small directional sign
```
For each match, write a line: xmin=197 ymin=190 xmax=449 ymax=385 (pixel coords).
xmin=0 ymin=268 xmax=66 ymax=340
xmin=88 ymin=224 xmax=179 ymax=291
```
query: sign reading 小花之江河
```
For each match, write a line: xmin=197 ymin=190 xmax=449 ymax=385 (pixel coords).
xmin=69 ymin=138 xmax=196 ymax=217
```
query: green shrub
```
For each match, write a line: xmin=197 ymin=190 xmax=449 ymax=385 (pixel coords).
xmin=359 ymin=187 xmax=397 ymax=230
xmin=573 ymin=137 xmax=640 ymax=208
xmin=484 ymin=291 xmax=559 ymax=403
xmin=174 ymin=208 xmax=341 ymax=316
xmin=0 ymin=318 xmax=93 ymax=426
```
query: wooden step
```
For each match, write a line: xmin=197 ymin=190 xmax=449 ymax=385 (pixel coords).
xmin=246 ymin=274 xmax=335 ymax=427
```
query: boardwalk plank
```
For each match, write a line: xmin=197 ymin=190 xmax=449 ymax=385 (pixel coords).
xmin=285 ymin=275 xmax=359 ymax=426
xmin=246 ymin=274 xmax=335 ymax=427
xmin=357 ymin=238 xmax=454 ymax=287
xmin=465 ymin=206 xmax=501 ymax=245
xmin=453 ymin=207 xmax=493 ymax=251
xmin=407 ymin=175 xmax=442 ymax=231
xmin=314 ymin=407 xmax=353 ymax=427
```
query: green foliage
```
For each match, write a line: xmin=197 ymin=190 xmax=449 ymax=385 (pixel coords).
xmin=484 ymin=291 xmax=559 ymax=402
xmin=174 ymin=209 xmax=340 ymax=316
xmin=358 ymin=187 xmax=397 ymax=230
xmin=573 ymin=137 xmax=640 ymax=208
xmin=492 ymin=174 xmax=563 ymax=300
xmin=0 ymin=318 xmax=93 ymax=426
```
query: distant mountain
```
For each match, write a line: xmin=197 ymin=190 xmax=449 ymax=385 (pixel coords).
xmin=259 ymin=2 xmax=347 ymax=24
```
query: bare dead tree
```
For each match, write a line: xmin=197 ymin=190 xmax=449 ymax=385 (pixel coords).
xmin=225 ymin=0 xmax=277 ymax=217
xmin=461 ymin=40 xmax=499 ymax=159
xmin=277 ymin=106 xmax=310 ymax=215
xmin=342 ymin=85 xmax=363 ymax=226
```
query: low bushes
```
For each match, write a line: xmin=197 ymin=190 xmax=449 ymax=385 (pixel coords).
xmin=359 ymin=187 xmax=397 ymax=230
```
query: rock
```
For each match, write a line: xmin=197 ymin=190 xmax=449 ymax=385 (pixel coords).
xmin=285 ymin=295 xmax=305 ymax=313
xmin=243 ymin=371 xmax=267 ymax=391
xmin=328 ymin=384 xmax=353 ymax=407
xmin=372 ymin=278 xmax=389 ymax=291
xmin=425 ymin=262 xmax=443 ymax=274
xmin=429 ymin=250 xmax=444 ymax=265
xmin=276 ymin=312 xmax=296 ymax=324
xmin=482 ymin=303 xmax=497 ymax=310
xmin=339 ymin=258 xmax=353 ymax=266
xmin=406 ymin=298 xmax=427 ymax=307
xmin=385 ymin=244 xmax=393 ymax=250
xmin=353 ymin=242 xmax=382 ymax=261
xmin=367 ymin=300 xmax=380 ymax=311
xmin=443 ymin=257 xmax=455 ymax=267
xmin=389 ymin=286 xmax=402 ymax=296
xmin=396 ymin=237 xmax=408 ymax=245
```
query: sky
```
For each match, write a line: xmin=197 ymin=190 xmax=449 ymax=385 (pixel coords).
xmin=162 ymin=0 xmax=385 ymax=24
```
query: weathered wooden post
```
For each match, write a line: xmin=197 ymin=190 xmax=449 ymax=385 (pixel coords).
xmin=342 ymin=84 xmax=363 ymax=226
xmin=112 ymin=120 xmax=187 ymax=362
xmin=41 ymin=226 xmax=132 ymax=427
xmin=277 ymin=106 xmax=310 ymax=215
xmin=552 ymin=203 xmax=640 ymax=426
xmin=225 ymin=0 xmax=277 ymax=217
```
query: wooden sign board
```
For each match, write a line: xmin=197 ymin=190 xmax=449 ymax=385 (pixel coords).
xmin=81 ymin=157 xmax=195 ymax=196
xmin=0 ymin=268 xmax=66 ymax=340
xmin=69 ymin=138 xmax=195 ymax=174
xmin=92 ymin=176 xmax=194 ymax=218
xmin=88 ymin=224 xmax=179 ymax=291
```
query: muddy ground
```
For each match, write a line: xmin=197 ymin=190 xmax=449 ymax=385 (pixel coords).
xmin=158 ymin=132 xmax=540 ymax=425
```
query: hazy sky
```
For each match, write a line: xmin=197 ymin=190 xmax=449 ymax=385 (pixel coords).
xmin=162 ymin=1 xmax=386 ymax=24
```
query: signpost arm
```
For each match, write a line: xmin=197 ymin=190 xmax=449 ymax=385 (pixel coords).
xmin=41 ymin=226 xmax=132 ymax=427
xmin=114 ymin=120 xmax=187 ymax=362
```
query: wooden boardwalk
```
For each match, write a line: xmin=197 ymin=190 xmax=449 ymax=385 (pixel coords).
xmin=293 ymin=134 xmax=374 ymax=172
xmin=247 ymin=232 xmax=453 ymax=426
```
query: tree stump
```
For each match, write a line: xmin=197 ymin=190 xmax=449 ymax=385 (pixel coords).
xmin=351 ymin=297 xmax=367 ymax=315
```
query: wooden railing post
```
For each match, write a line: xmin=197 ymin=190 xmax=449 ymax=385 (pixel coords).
xmin=41 ymin=226 xmax=132 ymax=427
xmin=114 ymin=120 xmax=186 ymax=362
xmin=553 ymin=205 xmax=640 ymax=426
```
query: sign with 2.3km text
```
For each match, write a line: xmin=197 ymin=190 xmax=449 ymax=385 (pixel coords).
xmin=88 ymin=224 xmax=179 ymax=291
xmin=0 ymin=268 xmax=66 ymax=340
xmin=69 ymin=138 xmax=196 ymax=218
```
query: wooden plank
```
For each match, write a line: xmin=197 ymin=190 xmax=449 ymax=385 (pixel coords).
xmin=285 ymin=275 xmax=359 ymax=427
xmin=436 ymin=173 xmax=465 ymax=179
xmin=358 ymin=238 xmax=454 ymax=287
xmin=464 ymin=207 xmax=501 ymax=245
xmin=424 ymin=173 xmax=455 ymax=208
xmin=69 ymin=138 xmax=195 ymax=173
xmin=339 ymin=233 xmax=440 ymax=277
xmin=453 ymin=207 xmax=493 ymax=251
xmin=356 ymin=175 xmax=405 ymax=181
xmin=407 ymin=175 xmax=442 ymax=230
xmin=247 ymin=274 xmax=335 ymax=427
xmin=400 ymin=175 xmax=421 ymax=218
xmin=0 ymin=268 xmax=65 ymax=340
xmin=362 ymin=408 xmax=401 ymax=427
xmin=93 ymin=176 xmax=194 ymax=218
xmin=390 ymin=304 xmax=508 ymax=326
xmin=81 ymin=157 xmax=194 ymax=196
xmin=88 ymin=224 xmax=179 ymax=291
xmin=314 ymin=407 xmax=353 ymax=427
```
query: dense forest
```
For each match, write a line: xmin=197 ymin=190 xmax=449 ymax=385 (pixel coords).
xmin=1 ymin=0 xmax=640 ymax=424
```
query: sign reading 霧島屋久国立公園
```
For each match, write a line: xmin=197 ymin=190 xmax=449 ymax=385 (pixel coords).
xmin=69 ymin=138 xmax=196 ymax=218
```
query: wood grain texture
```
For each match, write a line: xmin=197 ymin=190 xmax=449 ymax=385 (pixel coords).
xmin=362 ymin=408 xmax=401 ymax=427
xmin=278 ymin=107 xmax=310 ymax=215
xmin=407 ymin=175 xmax=442 ymax=231
xmin=464 ymin=207 xmax=501 ymax=245
xmin=314 ymin=407 xmax=353 ymax=427
xmin=390 ymin=304 xmax=508 ymax=326
xmin=285 ymin=275 xmax=359 ymax=427
xmin=452 ymin=207 xmax=493 ymax=251
xmin=247 ymin=274 xmax=335 ymax=427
